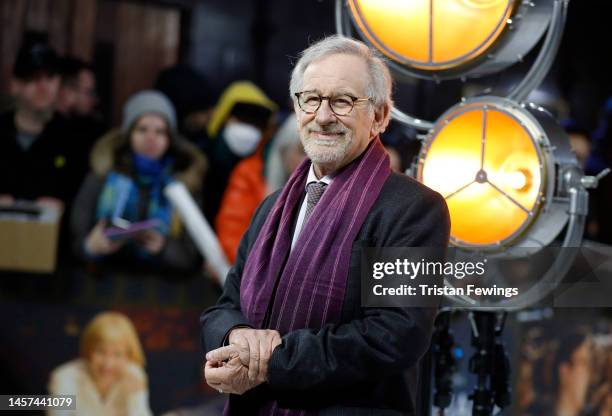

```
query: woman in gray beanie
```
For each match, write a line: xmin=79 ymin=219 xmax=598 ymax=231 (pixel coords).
xmin=70 ymin=90 xmax=207 ymax=273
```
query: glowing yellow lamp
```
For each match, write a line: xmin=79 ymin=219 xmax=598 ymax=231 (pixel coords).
xmin=417 ymin=100 xmax=546 ymax=248
xmin=347 ymin=0 xmax=515 ymax=70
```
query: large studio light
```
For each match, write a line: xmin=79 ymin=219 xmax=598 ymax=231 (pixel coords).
xmin=415 ymin=96 xmax=607 ymax=309
xmin=418 ymin=98 xmax=547 ymax=249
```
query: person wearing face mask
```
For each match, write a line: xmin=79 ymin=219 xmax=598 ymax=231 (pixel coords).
xmin=201 ymin=81 xmax=277 ymax=222
xmin=70 ymin=90 xmax=206 ymax=273
xmin=216 ymin=114 xmax=306 ymax=264
xmin=48 ymin=311 xmax=152 ymax=416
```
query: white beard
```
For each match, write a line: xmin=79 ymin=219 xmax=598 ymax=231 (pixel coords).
xmin=302 ymin=129 xmax=353 ymax=165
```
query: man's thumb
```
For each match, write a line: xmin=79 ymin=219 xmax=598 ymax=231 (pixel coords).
xmin=206 ymin=345 xmax=237 ymax=362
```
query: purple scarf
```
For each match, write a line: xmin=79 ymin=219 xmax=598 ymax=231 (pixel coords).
xmin=236 ymin=137 xmax=390 ymax=415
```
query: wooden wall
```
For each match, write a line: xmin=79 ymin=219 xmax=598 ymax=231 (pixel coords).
xmin=0 ymin=0 xmax=181 ymax=125
xmin=105 ymin=1 xmax=180 ymax=124
xmin=0 ymin=0 xmax=97 ymax=92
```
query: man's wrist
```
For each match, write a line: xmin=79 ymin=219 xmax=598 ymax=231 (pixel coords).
xmin=223 ymin=325 xmax=251 ymax=346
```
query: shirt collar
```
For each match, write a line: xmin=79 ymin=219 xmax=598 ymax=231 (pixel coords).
xmin=305 ymin=163 xmax=333 ymax=189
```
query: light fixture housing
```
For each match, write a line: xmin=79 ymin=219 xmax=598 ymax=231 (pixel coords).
xmin=417 ymin=97 xmax=563 ymax=253
xmin=414 ymin=96 xmax=590 ymax=308
xmin=344 ymin=0 xmax=553 ymax=81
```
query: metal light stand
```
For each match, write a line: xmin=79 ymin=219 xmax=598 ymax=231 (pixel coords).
xmin=468 ymin=311 xmax=511 ymax=416
xmin=432 ymin=310 xmax=457 ymax=416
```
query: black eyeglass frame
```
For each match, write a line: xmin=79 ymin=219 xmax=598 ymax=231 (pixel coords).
xmin=294 ymin=92 xmax=372 ymax=116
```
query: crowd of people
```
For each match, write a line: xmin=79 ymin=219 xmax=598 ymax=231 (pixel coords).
xmin=0 ymin=39 xmax=421 ymax=280
xmin=0 ymin=42 xmax=304 ymax=278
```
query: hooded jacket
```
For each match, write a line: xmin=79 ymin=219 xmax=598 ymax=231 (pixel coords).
xmin=215 ymin=153 xmax=267 ymax=263
xmin=202 ymin=81 xmax=277 ymax=222
xmin=215 ymin=115 xmax=302 ymax=263
xmin=71 ymin=128 xmax=207 ymax=273
xmin=206 ymin=81 xmax=277 ymax=140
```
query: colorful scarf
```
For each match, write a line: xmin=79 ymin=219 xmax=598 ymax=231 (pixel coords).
xmin=237 ymin=137 xmax=390 ymax=415
xmin=96 ymin=154 xmax=174 ymax=257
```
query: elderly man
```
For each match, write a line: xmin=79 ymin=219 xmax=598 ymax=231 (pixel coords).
xmin=201 ymin=35 xmax=450 ymax=415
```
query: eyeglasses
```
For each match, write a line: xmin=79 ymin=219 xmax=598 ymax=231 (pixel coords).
xmin=295 ymin=92 xmax=372 ymax=116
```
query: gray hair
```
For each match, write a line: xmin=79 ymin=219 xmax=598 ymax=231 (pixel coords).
xmin=289 ymin=35 xmax=393 ymax=110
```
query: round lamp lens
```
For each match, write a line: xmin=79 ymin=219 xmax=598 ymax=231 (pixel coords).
xmin=419 ymin=104 xmax=543 ymax=247
xmin=348 ymin=0 xmax=515 ymax=70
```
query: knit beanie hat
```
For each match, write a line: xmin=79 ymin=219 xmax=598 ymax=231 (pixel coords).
xmin=121 ymin=90 xmax=177 ymax=135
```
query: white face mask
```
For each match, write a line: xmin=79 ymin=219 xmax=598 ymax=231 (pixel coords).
xmin=223 ymin=121 xmax=262 ymax=157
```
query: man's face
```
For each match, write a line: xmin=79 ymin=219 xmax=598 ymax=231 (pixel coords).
xmin=57 ymin=83 xmax=78 ymax=115
xmin=12 ymin=73 xmax=60 ymax=114
xmin=295 ymin=54 xmax=387 ymax=173
xmin=57 ymin=70 xmax=96 ymax=116
xmin=75 ymin=69 xmax=97 ymax=115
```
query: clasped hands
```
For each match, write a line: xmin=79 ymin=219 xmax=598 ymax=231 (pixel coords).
xmin=204 ymin=328 xmax=282 ymax=395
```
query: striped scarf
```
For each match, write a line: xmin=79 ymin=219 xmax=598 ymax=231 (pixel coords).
xmin=238 ymin=137 xmax=390 ymax=415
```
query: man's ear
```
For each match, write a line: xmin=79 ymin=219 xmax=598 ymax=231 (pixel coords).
xmin=371 ymin=102 xmax=391 ymax=137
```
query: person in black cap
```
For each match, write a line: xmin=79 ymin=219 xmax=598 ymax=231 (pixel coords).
xmin=0 ymin=42 xmax=88 ymax=265
xmin=0 ymin=42 xmax=68 ymax=204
